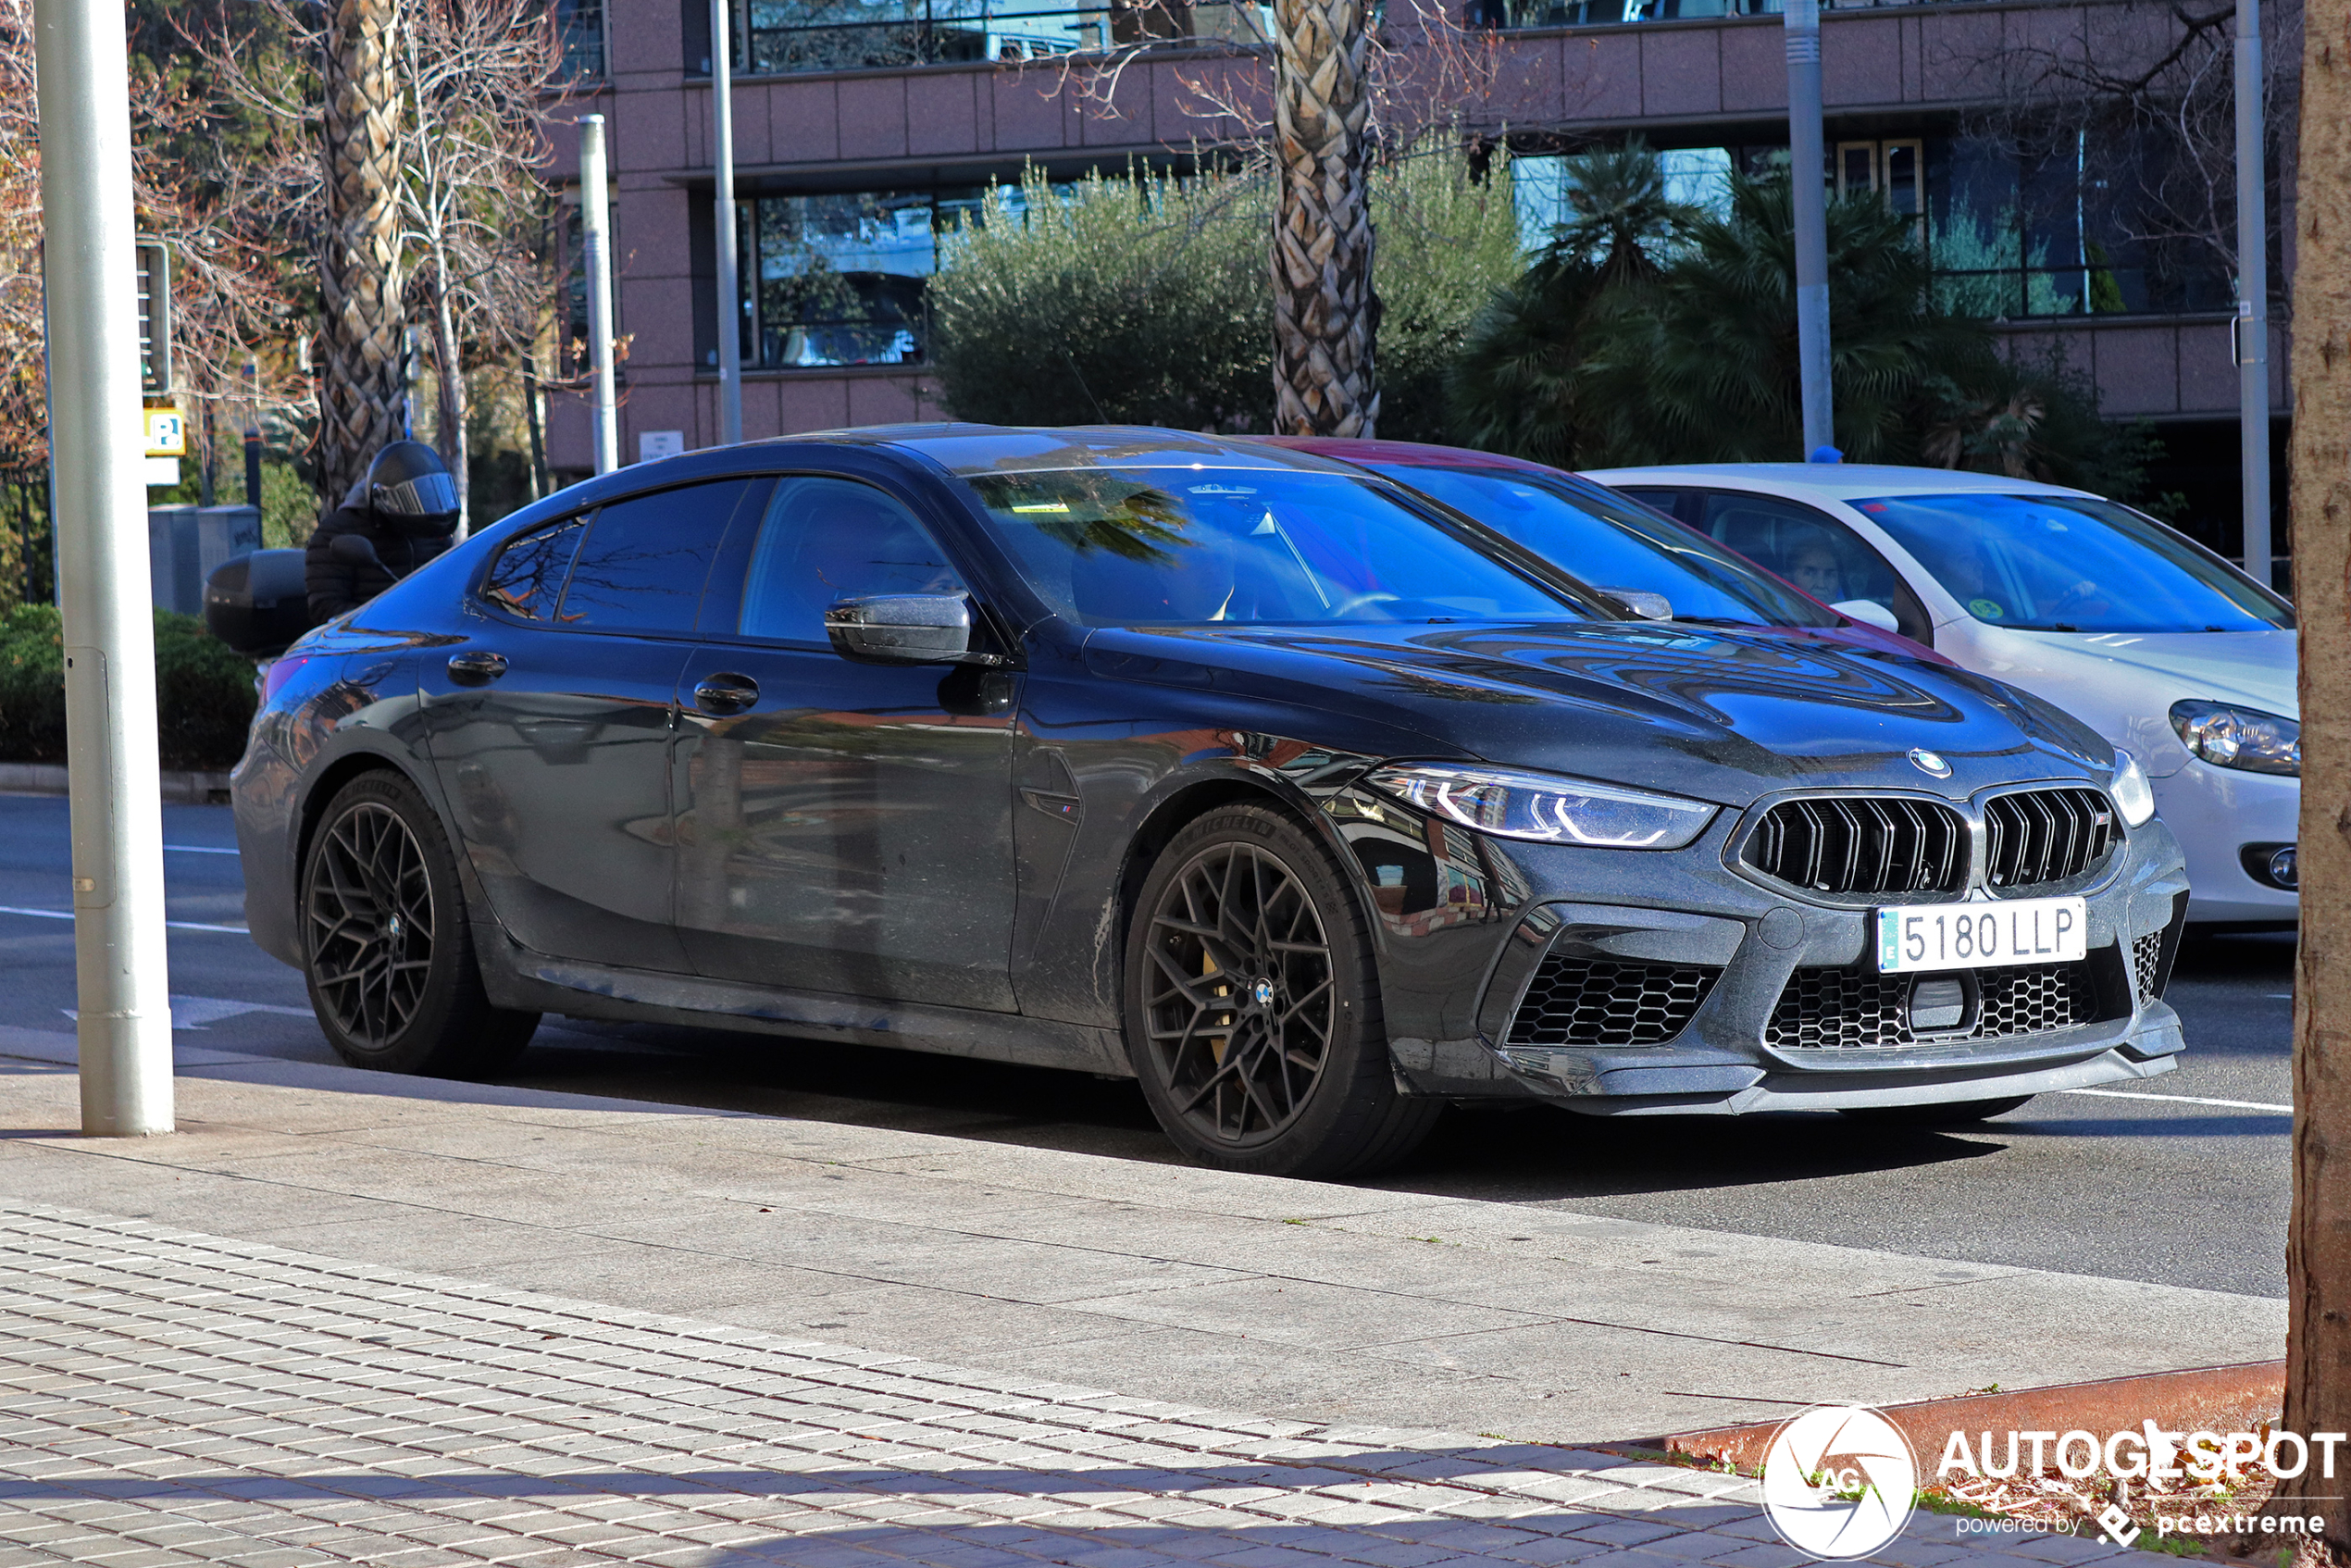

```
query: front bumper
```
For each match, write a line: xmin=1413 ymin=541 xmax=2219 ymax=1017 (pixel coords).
xmin=2147 ymin=762 xmax=2298 ymax=926
xmin=1335 ymin=785 xmax=2192 ymax=1115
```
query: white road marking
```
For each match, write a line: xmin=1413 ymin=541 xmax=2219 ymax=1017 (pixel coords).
xmin=0 ymin=903 xmax=248 ymax=934
xmin=2061 ymin=1088 xmax=2292 ymax=1114
xmin=62 ymin=994 xmax=313 ymax=1030
xmin=164 ymin=844 xmax=239 ymax=855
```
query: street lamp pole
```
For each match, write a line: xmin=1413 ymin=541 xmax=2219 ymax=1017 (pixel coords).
xmin=711 ymin=0 xmax=744 ymax=447
xmin=579 ymin=115 xmax=619 ymax=476
xmin=1785 ymin=0 xmax=1834 ymax=459
xmin=33 ymin=0 xmax=175 ymax=1135
xmin=2233 ymin=0 xmax=2271 ymax=589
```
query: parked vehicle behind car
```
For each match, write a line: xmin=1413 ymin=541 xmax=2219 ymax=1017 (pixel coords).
xmin=218 ymin=427 xmax=2193 ymax=1177
xmin=1587 ymin=464 xmax=2296 ymax=928
xmin=1255 ymin=437 xmax=1945 ymax=666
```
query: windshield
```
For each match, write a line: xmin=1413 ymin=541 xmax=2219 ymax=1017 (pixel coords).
xmin=1375 ymin=465 xmax=1840 ymax=628
xmin=962 ymin=467 xmax=1607 ymax=628
xmin=1855 ymin=493 xmax=2294 ymax=633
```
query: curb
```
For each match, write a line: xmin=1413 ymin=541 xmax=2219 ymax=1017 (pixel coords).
xmin=1656 ymin=1360 xmax=2286 ymax=1470
xmin=0 ymin=762 xmax=234 ymax=804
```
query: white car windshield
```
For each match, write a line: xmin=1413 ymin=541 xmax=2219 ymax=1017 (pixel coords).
xmin=962 ymin=467 xmax=1608 ymax=628
xmin=1853 ymin=493 xmax=2294 ymax=634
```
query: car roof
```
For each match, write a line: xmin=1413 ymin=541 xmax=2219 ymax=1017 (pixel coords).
xmin=1252 ymin=436 xmax=1558 ymax=475
xmin=763 ymin=423 xmax=1363 ymax=479
xmin=1579 ymin=463 xmax=2102 ymax=503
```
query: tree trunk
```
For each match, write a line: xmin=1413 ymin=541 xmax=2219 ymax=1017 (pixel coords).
xmin=2286 ymin=0 xmax=2351 ymax=1559
xmin=521 ymin=350 xmax=549 ymax=501
xmin=1270 ymin=0 xmax=1378 ymax=437
xmin=316 ymin=0 xmax=407 ymax=507
xmin=429 ymin=246 xmax=471 ymax=537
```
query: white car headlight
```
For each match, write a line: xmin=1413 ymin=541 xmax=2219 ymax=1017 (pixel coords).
xmin=2170 ymin=700 xmax=2300 ymax=777
xmin=1364 ymin=763 xmax=1718 ymax=850
xmin=2109 ymin=749 xmax=2157 ymax=828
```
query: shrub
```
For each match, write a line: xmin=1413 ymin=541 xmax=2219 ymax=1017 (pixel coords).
xmin=927 ymin=143 xmax=1524 ymax=439
xmin=0 ymin=604 xmax=258 ymax=771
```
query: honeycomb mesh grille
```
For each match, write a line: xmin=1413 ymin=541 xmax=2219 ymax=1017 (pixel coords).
xmin=1510 ymin=955 xmax=1721 ymax=1047
xmin=2133 ymin=931 xmax=2168 ymax=1000
xmin=1984 ymin=788 xmax=2118 ymax=890
xmin=1766 ymin=961 xmax=2099 ymax=1050
xmin=1742 ymin=797 xmax=1968 ymax=896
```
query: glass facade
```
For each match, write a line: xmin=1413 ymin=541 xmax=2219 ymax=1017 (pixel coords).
xmin=736 ymin=191 xmax=989 ymax=368
xmin=1511 ymin=135 xmax=2231 ymax=319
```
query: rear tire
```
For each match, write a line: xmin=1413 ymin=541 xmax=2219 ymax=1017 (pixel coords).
xmin=1124 ymin=803 xmax=1437 ymax=1178
xmin=1842 ymin=1095 xmax=2033 ymax=1127
xmin=300 ymin=771 xmax=540 ymax=1077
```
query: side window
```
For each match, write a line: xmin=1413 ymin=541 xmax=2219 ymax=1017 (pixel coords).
xmin=1693 ymin=491 xmax=1933 ymax=643
xmin=1615 ymin=487 xmax=1696 ymax=527
xmin=554 ymin=478 xmax=762 ymax=634
xmin=481 ymin=516 xmax=589 ymax=622
xmin=734 ymin=477 xmax=966 ymax=644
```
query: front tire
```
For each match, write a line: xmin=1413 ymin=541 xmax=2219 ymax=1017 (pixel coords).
xmin=300 ymin=771 xmax=540 ymax=1076
xmin=1124 ymin=803 xmax=1437 ymax=1178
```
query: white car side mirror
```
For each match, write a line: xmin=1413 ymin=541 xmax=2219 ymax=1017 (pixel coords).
xmin=1832 ymin=598 xmax=1901 ymax=634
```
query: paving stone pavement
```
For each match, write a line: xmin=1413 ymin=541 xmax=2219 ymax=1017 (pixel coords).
xmin=0 ymin=1203 xmax=2137 ymax=1568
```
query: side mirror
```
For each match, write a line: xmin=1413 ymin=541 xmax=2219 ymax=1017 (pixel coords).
xmin=204 ymin=548 xmax=314 ymax=657
xmin=825 ymin=594 xmax=994 ymax=666
xmin=1599 ymin=586 xmax=1673 ymax=622
xmin=1832 ymin=598 xmax=1902 ymax=634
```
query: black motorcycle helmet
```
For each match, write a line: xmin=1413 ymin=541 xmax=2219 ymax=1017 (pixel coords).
xmin=356 ymin=440 xmax=460 ymax=537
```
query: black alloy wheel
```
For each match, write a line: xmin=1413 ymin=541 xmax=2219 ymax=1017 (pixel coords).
xmin=1126 ymin=803 xmax=1437 ymax=1177
xmin=300 ymin=771 xmax=540 ymax=1076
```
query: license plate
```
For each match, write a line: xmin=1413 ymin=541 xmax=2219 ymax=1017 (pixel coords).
xmin=1874 ymin=896 xmax=2087 ymax=974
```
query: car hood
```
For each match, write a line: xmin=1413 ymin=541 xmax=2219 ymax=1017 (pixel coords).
xmin=1946 ymin=625 xmax=2296 ymax=778
xmin=1081 ymin=620 xmax=2111 ymax=806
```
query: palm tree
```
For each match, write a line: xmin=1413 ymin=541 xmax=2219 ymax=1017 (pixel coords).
xmin=1270 ymin=0 xmax=1376 ymax=436
xmin=1447 ymin=142 xmax=1693 ymax=461
xmin=1573 ymin=173 xmax=1987 ymax=465
xmin=316 ymin=0 xmax=407 ymax=506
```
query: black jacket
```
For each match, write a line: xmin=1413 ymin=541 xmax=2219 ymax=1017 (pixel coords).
xmin=305 ymin=506 xmax=450 ymax=621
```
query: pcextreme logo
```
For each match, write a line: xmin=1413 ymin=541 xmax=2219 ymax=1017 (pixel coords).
xmin=1760 ymin=1405 xmax=1920 ymax=1560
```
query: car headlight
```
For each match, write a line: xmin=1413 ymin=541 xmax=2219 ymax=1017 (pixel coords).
xmin=2170 ymin=700 xmax=2300 ymax=777
xmin=1364 ymin=763 xmax=1719 ymax=850
xmin=2109 ymin=749 xmax=2157 ymax=828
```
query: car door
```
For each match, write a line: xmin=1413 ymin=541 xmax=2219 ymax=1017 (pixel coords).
xmin=421 ymin=477 xmax=765 ymax=971
xmin=672 ymin=472 xmax=1020 ymax=1012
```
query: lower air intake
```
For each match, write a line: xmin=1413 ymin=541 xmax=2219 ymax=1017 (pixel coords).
xmin=1510 ymin=954 xmax=1720 ymax=1047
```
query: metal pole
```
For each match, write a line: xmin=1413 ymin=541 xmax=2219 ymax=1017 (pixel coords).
xmin=33 ymin=0 xmax=174 ymax=1136
xmin=710 ymin=0 xmax=744 ymax=447
xmin=579 ymin=115 xmax=619 ymax=476
xmin=2234 ymin=0 xmax=2271 ymax=590
xmin=1785 ymin=0 xmax=1834 ymax=458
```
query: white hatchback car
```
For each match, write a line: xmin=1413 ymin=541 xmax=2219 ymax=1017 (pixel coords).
xmin=1586 ymin=464 xmax=2297 ymax=927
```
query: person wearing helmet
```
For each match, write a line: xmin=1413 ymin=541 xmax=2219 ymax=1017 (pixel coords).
xmin=305 ymin=440 xmax=462 ymax=621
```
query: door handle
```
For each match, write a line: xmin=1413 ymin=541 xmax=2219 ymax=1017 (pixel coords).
xmin=446 ymin=651 xmax=507 ymax=686
xmin=694 ymin=673 xmax=760 ymax=715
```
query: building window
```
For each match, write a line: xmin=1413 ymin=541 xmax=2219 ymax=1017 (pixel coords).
xmin=731 ymin=0 xmax=1101 ymax=75
xmin=556 ymin=0 xmax=606 ymax=79
xmin=737 ymin=191 xmax=978 ymax=368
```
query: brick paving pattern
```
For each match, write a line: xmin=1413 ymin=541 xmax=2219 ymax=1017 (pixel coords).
xmin=0 ymin=1204 xmax=2133 ymax=1568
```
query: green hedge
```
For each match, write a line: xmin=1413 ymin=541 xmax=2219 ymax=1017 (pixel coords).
xmin=0 ymin=604 xmax=260 ymax=772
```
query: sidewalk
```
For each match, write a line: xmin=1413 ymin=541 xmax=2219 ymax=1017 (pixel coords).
xmin=0 ymin=1030 xmax=2281 ymax=1565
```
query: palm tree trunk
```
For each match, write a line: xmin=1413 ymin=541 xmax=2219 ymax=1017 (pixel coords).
xmin=2284 ymin=0 xmax=2351 ymax=1557
xmin=1270 ymin=0 xmax=1377 ymax=436
xmin=316 ymin=0 xmax=406 ymax=506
